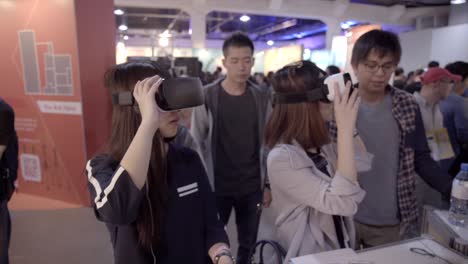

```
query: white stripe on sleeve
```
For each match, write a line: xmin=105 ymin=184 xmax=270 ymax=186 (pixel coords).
xmin=96 ymin=166 xmax=126 ymax=209
xmin=86 ymin=160 xmax=103 ymax=204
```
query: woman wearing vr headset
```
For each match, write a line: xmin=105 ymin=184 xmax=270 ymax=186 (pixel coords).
xmin=85 ymin=61 xmax=233 ymax=264
xmin=265 ymin=61 xmax=372 ymax=261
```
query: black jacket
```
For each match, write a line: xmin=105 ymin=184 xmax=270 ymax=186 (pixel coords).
xmin=86 ymin=144 xmax=229 ymax=264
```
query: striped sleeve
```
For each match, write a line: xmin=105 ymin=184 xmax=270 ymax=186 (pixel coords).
xmin=86 ymin=155 xmax=144 ymax=225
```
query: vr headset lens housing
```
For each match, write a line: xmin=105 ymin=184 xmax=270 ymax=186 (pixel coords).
xmin=112 ymin=77 xmax=205 ymax=111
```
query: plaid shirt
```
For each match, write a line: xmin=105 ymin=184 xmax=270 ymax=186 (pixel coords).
xmin=329 ymin=86 xmax=425 ymax=236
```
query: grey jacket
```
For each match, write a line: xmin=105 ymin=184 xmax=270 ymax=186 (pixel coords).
xmin=267 ymin=140 xmax=372 ymax=262
xmin=190 ymin=78 xmax=271 ymax=190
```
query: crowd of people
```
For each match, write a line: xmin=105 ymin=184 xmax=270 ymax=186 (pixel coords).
xmin=2 ymin=29 xmax=467 ymax=264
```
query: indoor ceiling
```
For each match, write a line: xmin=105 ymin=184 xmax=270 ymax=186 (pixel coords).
xmin=117 ymin=7 xmax=349 ymax=41
xmin=114 ymin=0 xmax=451 ymax=42
xmin=350 ymin=0 xmax=451 ymax=7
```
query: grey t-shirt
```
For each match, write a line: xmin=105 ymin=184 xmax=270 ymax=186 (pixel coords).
xmin=214 ymin=85 xmax=260 ymax=196
xmin=354 ymin=94 xmax=401 ymax=226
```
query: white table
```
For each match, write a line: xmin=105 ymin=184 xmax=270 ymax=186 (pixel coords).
xmin=433 ymin=210 xmax=468 ymax=240
xmin=291 ymin=237 xmax=467 ymax=264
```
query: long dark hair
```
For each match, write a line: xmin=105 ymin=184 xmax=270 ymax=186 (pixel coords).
xmin=103 ymin=61 xmax=170 ymax=250
xmin=265 ymin=61 xmax=330 ymax=150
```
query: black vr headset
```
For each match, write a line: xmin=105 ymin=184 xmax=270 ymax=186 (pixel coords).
xmin=272 ymin=73 xmax=353 ymax=106
xmin=111 ymin=77 xmax=205 ymax=111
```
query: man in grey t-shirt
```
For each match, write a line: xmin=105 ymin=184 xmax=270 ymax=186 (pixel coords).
xmin=345 ymin=30 xmax=452 ymax=249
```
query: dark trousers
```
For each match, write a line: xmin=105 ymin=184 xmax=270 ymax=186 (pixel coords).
xmin=216 ymin=190 xmax=262 ymax=264
xmin=0 ymin=201 xmax=10 ymax=264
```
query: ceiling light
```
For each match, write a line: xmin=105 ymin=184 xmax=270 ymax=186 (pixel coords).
xmin=123 ymin=35 xmax=129 ymax=40
xmin=116 ymin=41 xmax=125 ymax=49
xmin=451 ymin=0 xmax=465 ymax=4
xmin=294 ymin=33 xmax=305 ymax=39
xmin=118 ymin=24 xmax=128 ymax=31
xmin=267 ymin=40 xmax=274 ymax=46
xmin=114 ymin=9 xmax=124 ymax=15
xmin=189 ymin=29 xmax=192 ymax=35
xmin=199 ymin=49 xmax=209 ymax=58
xmin=340 ymin=22 xmax=350 ymax=30
xmin=159 ymin=37 xmax=169 ymax=47
xmin=240 ymin=15 xmax=250 ymax=22
xmin=255 ymin=51 xmax=265 ymax=57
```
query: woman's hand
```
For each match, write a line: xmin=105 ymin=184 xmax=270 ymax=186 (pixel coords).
xmin=133 ymin=75 xmax=164 ymax=130
xmin=334 ymin=81 xmax=360 ymax=183
xmin=209 ymin=243 xmax=234 ymax=264
xmin=333 ymin=81 xmax=360 ymax=134
xmin=217 ymin=256 xmax=235 ymax=264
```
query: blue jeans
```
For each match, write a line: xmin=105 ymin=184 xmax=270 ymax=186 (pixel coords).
xmin=216 ymin=190 xmax=262 ymax=264
xmin=0 ymin=201 xmax=10 ymax=264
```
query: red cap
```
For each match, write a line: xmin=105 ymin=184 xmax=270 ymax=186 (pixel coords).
xmin=421 ymin=67 xmax=462 ymax=85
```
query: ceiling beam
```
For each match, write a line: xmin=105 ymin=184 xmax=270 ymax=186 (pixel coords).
xmin=208 ymin=14 xmax=235 ymax=32
xmin=269 ymin=0 xmax=283 ymax=10
xmin=332 ymin=0 xmax=349 ymax=18
xmin=125 ymin=13 xmax=227 ymax=22
xmin=114 ymin=0 xmax=450 ymax=26
xmin=166 ymin=10 xmax=184 ymax=31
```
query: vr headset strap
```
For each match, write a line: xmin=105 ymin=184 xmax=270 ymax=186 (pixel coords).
xmin=112 ymin=92 xmax=135 ymax=106
xmin=273 ymin=88 xmax=326 ymax=105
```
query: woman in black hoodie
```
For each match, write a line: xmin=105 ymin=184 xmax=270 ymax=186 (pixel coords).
xmin=86 ymin=61 xmax=233 ymax=264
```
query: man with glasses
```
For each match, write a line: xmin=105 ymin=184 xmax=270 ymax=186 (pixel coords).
xmin=329 ymin=30 xmax=452 ymax=249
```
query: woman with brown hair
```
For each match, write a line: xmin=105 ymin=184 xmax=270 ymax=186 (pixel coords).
xmin=265 ymin=61 xmax=372 ymax=261
xmin=85 ymin=61 xmax=234 ymax=264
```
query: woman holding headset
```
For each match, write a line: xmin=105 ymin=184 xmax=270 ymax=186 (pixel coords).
xmin=86 ymin=61 xmax=234 ymax=264
xmin=265 ymin=61 xmax=372 ymax=262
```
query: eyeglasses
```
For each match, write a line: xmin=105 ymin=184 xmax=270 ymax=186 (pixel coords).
xmin=361 ymin=62 xmax=396 ymax=74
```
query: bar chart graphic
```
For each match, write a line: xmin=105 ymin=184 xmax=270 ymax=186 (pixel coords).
xmin=18 ymin=30 xmax=74 ymax=96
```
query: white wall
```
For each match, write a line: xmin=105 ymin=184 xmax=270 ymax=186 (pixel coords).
xmin=399 ymin=29 xmax=433 ymax=71
xmin=431 ymin=24 xmax=468 ymax=65
xmin=399 ymin=23 xmax=468 ymax=72
xmin=449 ymin=2 xmax=468 ymax=26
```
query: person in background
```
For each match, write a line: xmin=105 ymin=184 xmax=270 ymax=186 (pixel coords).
xmin=428 ymin=60 xmax=440 ymax=68
xmin=0 ymin=98 xmax=18 ymax=264
xmin=413 ymin=67 xmax=461 ymax=210
xmin=265 ymin=61 xmax=371 ymax=262
xmin=326 ymin=65 xmax=341 ymax=76
xmin=253 ymin=72 xmax=268 ymax=90
xmin=266 ymin=71 xmax=274 ymax=86
xmin=191 ymin=33 xmax=271 ymax=264
xmin=440 ymin=61 xmax=468 ymax=176
xmin=213 ymin=66 xmax=224 ymax=81
xmin=393 ymin=67 xmax=406 ymax=90
xmin=405 ymin=68 xmax=424 ymax=94
xmin=336 ymin=29 xmax=452 ymax=249
xmin=86 ymin=61 xmax=233 ymax=264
